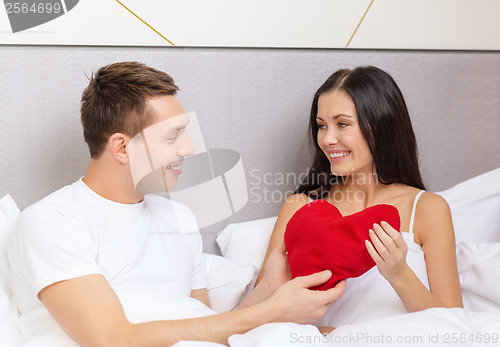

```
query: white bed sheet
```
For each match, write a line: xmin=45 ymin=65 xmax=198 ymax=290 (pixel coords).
xmin=225 ymin=308 xmax=500 ymax=347
xmin=3 ymin=168 xmax=500 ymax=346
xmin=172 ymin=240 xmax=500 ymax=346
xmin=174 ymin=309 xmax=500 ymax=347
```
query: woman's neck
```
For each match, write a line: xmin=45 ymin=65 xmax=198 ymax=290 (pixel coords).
xmin=330 ymin=171 xmax=387 ymax=210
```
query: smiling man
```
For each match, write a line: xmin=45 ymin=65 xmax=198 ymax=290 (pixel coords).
xmin=8 ymin=61 xmax=345 ymax=346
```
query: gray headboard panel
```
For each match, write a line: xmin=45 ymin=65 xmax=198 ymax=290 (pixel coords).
xmin=1 ymin=46 xmax=499 ymax=253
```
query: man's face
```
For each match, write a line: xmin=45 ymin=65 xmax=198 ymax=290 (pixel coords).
xmin=128 ymin=95 xmax=195 ymax=193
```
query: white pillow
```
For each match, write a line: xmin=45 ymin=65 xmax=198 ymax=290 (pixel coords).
xmin=203 ymin=253 xmax=256 ymax=313
xmin=456 ymin=242 xmax=500 ymax=312
xmin=216 ymin=216 xmax=277 ymax=272
xmin=436 ymin=168 xmax=500 ymax=244
xmin=0 ymin=194 xmax=22 ymax=346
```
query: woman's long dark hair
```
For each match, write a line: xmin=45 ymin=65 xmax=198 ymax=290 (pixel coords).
xmin=295 ymin=66 xmax=425 ymax=198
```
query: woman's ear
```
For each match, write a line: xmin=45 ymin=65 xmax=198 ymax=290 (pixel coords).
xmin=108 ymin=133 xmax=130 ymax=165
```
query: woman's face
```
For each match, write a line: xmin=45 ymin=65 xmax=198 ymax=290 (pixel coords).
xmin=316 ymin=89 xmax=374 ymax=178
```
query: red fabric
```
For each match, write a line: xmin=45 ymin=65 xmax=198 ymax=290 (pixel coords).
xmin=284 ymin=200 xmax=400 ymax=290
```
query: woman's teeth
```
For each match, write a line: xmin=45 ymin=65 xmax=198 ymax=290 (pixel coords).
xmin=167 ymin=165 xmax=181 ymax=170
xmin=330 ymin=152 xmax=350 ymax=158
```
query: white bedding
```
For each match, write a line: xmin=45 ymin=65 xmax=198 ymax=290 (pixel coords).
xmin=201 ymin=168 xmax=500 ymax=347
xmin=457 ymin=242 xmax=500 ymax=312
xmin=226 ymin=308 xmax=500 ymax=347
xmin=172 ymin=309 xmax=500 ymax=347
xmin=173 ymin=239 xmax=500 ymax=347
xmin=2 ymin=168 xmax=500 ymax=346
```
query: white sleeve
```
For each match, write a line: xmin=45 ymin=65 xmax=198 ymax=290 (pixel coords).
xmin=9 ymin=206 xmax=102 ymax=296
xmin=190 ymin=229 xmax=207 ymax=290
xmin=172 ymin=202 xmax=207 ymax=291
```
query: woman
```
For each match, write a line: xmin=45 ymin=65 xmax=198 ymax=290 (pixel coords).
xmin=257 ymin=66 xmax=463 ymax=328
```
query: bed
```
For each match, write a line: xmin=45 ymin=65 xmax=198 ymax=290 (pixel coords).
xmin=1 ymin=47 xmax=500 ymax=346
xmin=2 ymin=168 xmax=500 ymax=346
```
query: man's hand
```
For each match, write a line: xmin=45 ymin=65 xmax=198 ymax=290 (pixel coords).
xmin=268 ymin=272 xmax=346 ymax=324
xmin=241 ymin=242 xmax=345 ymax=325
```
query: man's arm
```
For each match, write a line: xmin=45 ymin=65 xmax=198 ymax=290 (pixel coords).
xmin=40 ymin=271 xmax=344 ymax=347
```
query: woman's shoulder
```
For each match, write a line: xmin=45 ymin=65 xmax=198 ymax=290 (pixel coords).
xmin=389 ymin=184 xmax=448 ymax=209
xmin=283 ymin=192 xmax=312 ymax=207
xmin=275 ymin=193 xmax=312 ymax=220
xmin=417 ymin=191 xmax=450 ymax=213
xmin=414 ymin=191 xmax=453 ymax=239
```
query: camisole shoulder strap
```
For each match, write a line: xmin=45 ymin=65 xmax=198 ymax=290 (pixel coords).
xmin=408 ymin=190 xmax=425 ymax=234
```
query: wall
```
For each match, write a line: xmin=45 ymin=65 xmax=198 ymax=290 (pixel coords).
xmin=1 ymin=46 xmax=499 ymax=252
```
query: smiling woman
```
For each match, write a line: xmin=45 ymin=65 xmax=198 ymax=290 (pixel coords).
xmin=301 ymin=66 xmax=425 ymax=200
xmin=315 ymin=89 xmax=373 ymax=179
xmin=257 ymin=65 xmax=463 ymax=330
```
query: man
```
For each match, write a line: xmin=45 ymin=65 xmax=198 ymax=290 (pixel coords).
xmin=9 ymin=62 xmax=345 ymax=346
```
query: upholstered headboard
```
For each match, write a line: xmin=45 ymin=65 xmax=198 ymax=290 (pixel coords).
xmin=1 ymin=46 xmax=499 ymax=253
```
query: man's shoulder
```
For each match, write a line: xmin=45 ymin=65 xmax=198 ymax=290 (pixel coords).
xmin=10 ymin=180 xmax=90 ymax=260
xmin=22 ymin=181 xmax=78 ymax=217
xmin=16 ymin=181 xmax=86 ymax=236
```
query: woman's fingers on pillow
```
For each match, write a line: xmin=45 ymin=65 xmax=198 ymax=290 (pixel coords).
xmin=366 ymin=222 xmax=410 ymax=280
xmin=381 ymin=221 xmax=406 ymax=248
xmin=368 ymin=227 xmax=391 ymax=260
xmin=378 ymin=222 xmax=407 ymax=256
xmin=373 ymin=223 xmax=397 ymax=249
xmin=365 ymin=239 xmax=383 ymax=264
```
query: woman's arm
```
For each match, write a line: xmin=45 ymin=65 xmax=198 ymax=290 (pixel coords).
xmin=365 ymin=192 xmax=463 ymax=312
xmin=255 ymin=193 xmax=311 ymax=286
xmin=414 ymin=192 xmax=463 ymax=308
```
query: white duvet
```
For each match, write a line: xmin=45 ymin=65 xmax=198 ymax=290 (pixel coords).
xmin=174 ymin=241 xmax=500 ymax=347
xmin=172 ymin=309 xmax=500 ymax=347
xmin=2 ymin=169 xmax=500 ymax=346
xmin=225 ymin=308 xmax=500 ymax=347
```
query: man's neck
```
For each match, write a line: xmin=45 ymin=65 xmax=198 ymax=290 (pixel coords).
xmin=82 ymin=158 xmax=144 ymax=204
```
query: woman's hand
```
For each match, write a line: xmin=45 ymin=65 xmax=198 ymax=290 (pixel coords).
xmin=365 ymin=221 xmax=410 ymax=281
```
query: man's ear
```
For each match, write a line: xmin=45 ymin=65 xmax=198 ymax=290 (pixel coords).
xmin=108 ymin=133 xmax=130 ymax=164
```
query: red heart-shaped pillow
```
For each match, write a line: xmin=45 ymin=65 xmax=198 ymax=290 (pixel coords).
xmin=284 ymin=200 xmax=400 ymax=290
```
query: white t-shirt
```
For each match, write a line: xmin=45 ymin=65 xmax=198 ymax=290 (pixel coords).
xmin=9 ymin=179 xmax=215 ymax=344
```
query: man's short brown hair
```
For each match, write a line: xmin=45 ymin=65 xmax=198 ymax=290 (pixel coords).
xmin=81 ymin=61 xmax=179 ymax=158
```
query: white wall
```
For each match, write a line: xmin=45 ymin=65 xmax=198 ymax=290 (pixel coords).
xmin=1 ymin=46 xmax=499 ymax=252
